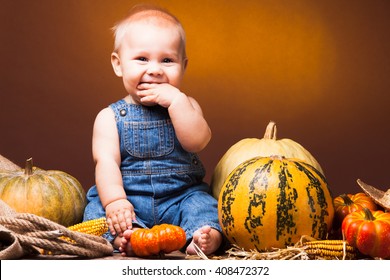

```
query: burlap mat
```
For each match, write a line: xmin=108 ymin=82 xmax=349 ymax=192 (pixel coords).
xmin=0 ymin=200 xmax=24 ymax=259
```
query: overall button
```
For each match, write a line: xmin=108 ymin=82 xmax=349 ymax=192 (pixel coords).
xmin=120 ymin=109 xmax=127 ymax=116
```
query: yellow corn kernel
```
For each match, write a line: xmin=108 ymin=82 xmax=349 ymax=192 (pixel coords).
xmin=302 ymin=240 xmax=358 ymax=260
xmin=67 ymin=217 xmax=108 ymax=236
xmin=61 ymin=217 xmax=108 ymax=243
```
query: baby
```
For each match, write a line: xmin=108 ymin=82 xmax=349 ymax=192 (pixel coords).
xmin=83 ymin=5 xmax=223 ymax=256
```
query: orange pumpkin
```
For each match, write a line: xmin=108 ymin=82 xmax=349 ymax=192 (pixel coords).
xmin=333 ymin=193 xmax=377 ymax=228
xmin=342 ymin=208 xmax=390 ymax=259
xmin=130 ymin=224 xmax=186 ymax=257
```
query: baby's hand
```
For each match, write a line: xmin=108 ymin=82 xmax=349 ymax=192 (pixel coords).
xmin=105 ymin=199 xmax=136 ymax=237
xmin=136 ymin=83 xmax=183 ymax=108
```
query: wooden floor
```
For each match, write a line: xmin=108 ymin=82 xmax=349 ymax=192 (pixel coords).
xmin=23 ymin=250 xmax=198 ymax=260
xmin=97 ymin=251 xmax=189 ymax=260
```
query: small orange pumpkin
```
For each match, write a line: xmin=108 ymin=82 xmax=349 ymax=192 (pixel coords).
xmin=333 ymin=193 xmax=377 ymax=228
xmin=130 ymin=224 xmax=186 ymax=257
xmin=342 ymin=208 xmax=390 ymax=259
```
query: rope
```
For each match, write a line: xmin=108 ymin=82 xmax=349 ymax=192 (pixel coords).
xmin=0 ymin=213 xmax=113 ymax=258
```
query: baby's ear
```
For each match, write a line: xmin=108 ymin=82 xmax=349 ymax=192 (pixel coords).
xmin=111 ymin=52 xmax=123 ymax=77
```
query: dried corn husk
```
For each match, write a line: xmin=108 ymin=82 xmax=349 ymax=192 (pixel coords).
xmin=186 ymin=236 xmax=360 ymax=260
xmin=357 ymin=179 xmax=390 ymax=211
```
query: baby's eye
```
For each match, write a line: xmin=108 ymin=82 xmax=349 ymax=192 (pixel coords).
xmin=136 ymin=57 xmax=148 ymax=62
xmin=162 ymin=58 xmax=173 ymax=63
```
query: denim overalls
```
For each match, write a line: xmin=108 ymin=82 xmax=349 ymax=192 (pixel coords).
xmin=83 ymin=99 xmax=221 ymax=244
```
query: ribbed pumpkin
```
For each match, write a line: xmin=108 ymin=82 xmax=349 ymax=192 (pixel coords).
xmin=211 ymin=121 xmax=324 ymax=199
xmin=0 ymin=158 xmax=86 ymax=227
xmin=218 ymin=155 xmax=334 ymax=251
xmin=130 ymin=224 xmax=187 ymax=257
xmin=333 ymin=193 xmax=377 ymax=228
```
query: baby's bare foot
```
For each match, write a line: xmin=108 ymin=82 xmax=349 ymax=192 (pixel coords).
xmin=118 ymin=229 xmax=136 ymax=256
xmin=186 ymin=226 xmax=222 ymax=255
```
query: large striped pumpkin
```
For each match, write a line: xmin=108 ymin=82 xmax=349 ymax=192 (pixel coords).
xmin=0 ymin=158 xmax=86 ymax=227
xmin=218 ymin=155 xmax=334 ymax=251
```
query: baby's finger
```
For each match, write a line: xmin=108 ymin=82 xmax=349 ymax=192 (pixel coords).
xmin=106 ymin=218 xmax=116 ymax=235
xmin=113 ymin=223 xmax=123 ymax=236
xmin=124 ymin=210 xmax=134 ymax=229
xmin=136 ymin=89 xmax=152 ymax=99
xmin=109 ymin=214 xmax=123 ymax=235
xmin=137 ymin=83 xmax=157 ymax=90
xmin=115 ymin=212 xmax=128 ymax=233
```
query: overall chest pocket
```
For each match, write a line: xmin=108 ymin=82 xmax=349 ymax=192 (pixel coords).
xmin=123 ymin=119 xmax=174 ymax=158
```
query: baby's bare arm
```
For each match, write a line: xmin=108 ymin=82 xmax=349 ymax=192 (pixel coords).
xmin=92 ymin=108 xmax=136 ymax=235
xmin=169 ymin=94 xmax=211 ymax=152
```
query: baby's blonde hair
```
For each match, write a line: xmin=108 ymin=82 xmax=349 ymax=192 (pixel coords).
xmin=111 ymin=4 xmax=187 ymax=58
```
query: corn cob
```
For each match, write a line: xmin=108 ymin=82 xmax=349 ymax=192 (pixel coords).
xmin=302 ymin=240 xmax=358 ymax=260
xmin=61 ymin=217 xmax=108 ymax=243
xmin=67 ymin=217 xmax=108 ymax=236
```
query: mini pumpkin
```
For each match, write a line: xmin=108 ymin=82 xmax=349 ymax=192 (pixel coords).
xmin=210 ymin=121 xmax=324 ymax=199
xmin=218 ymin=155 xmax=334 ymax=251
xmin=342 ymin=208 xmax=390 ymax=259
xmin=0 ymin=158 xmax=86 ymax=227
xmin=130 ymin=224 xmax=186 ymax=257
xmin=333 ymin=192 xmax=377 ymax=228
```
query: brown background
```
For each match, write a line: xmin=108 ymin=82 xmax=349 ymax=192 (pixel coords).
xmin=1 ymin=0 xmax=389 ymax=197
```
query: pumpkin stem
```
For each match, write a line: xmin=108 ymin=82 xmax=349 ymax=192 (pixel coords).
xmin=24 ymin=158 xmax=34 ymax=175
xmin=264 ymin=121 xmax=277 ymax=140
xmin=340 ymin=194 xmax=354 ymax=206
xmin=363 ymin=207 xmax=376 ymax=221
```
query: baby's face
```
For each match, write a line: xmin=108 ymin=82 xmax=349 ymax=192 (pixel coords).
xmin=111 ymin=21 xmax=187 ymax=102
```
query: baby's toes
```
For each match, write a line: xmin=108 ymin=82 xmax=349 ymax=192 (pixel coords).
xmin=201 ymin=232 xmax=210 ymax=244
